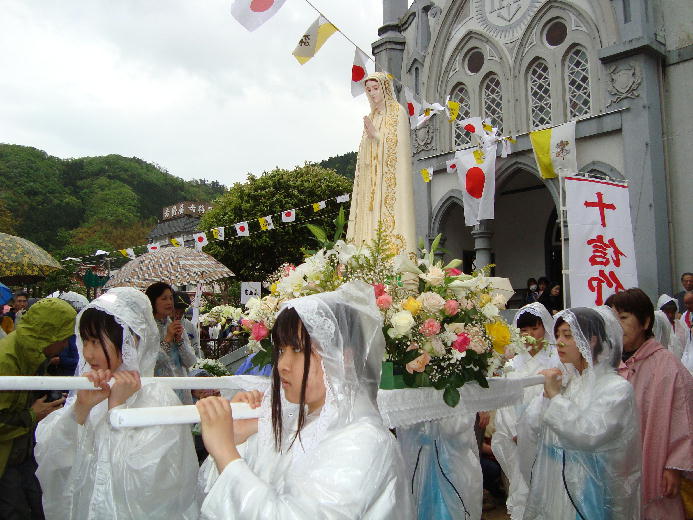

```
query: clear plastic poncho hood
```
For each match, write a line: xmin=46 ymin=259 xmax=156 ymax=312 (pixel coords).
xmin=75 ymin=287 xmax=160 ymax=377
xmin=555 ymin=306 xmax=622 ymax=372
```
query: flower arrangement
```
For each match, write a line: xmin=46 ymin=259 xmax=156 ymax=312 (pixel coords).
xmin=200 ymin=305 xmax=243 ymax=327
xmin=191 ymin=358 xmax=231 ymax=377
xmin=244 ymin=229 xmax=527 ymax=406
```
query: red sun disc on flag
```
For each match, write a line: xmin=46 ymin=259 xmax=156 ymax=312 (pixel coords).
xmin=463 ymin=124 xmax=476 ymax=133
xmin=250 ymin=0 xmax=274 ymax=13
xmin=465 ymin=167 xmax=485 ymax=199
xmin=239 ymin=225 xmax=246 ymax=232
xmin=284 ymin=211 xmax=292 ymax=217
xmin=197 ymin=236 xmax=204 ymax=242
xmin=407 ymin=103 xmax=415 ymax=117
xmin=450 ymin=163 xmax=457 ymax=170
xmin=352 ymin=65 xmax=365 ymax=82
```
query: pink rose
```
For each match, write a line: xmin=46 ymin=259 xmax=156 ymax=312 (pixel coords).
xmin=250 ymin=322 xmax=269 ymax=342
xmin=443 ymin=299 xmax=460 ymax=316
xmin=406 ymin=342 xmax=419 ymax=351
xmin=419 ymin=318 xmax=441 ymax=337
xmin=446 ymin=267 xmax=462 ymax=276
xmin=405 ymin=351 xmax=431 ymax=374
xmin=373 ymin=283 xmax=386 ymax=298
xmin=376 ymin=293 xmax=393 ymax=310
xmin=452 ymin=333 xmax=471 ymax=353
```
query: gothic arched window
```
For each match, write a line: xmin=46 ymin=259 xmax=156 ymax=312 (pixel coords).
xmin=565 ymin=46 xmax=591 ymax=118
xmin=482 ymin=74 xmax=504 ymax=133
xmin=529 ymin=59 xmax=552 ymax=128
xmin=450 ymin=84 xmax=472 ymax=148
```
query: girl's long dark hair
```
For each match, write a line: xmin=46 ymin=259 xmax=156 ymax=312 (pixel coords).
xmin=79 ymin=308 xmax=124 ymax=369
xmin=270 ymin=307 xmax=312 ymax=452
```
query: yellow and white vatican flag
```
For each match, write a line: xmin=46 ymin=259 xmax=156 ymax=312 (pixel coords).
xmin=211 ymin=227 xmax=225 ymax=240
xmin=230 ymin=0 xmax=288 ymax=32
xmin=529 ymin=121 xmax=577 ymax=179
xmin=351 ymin=48 xmax=370 ymax=97
xmin=193 ymin=232 xmax=208 ymax=251
xmin=292 ymin=16 xmax=337 ymax=65
xmin=456 ymin=144 xmax=498 ymax=226
xmin=281 ymin=209 xmax=296 ymax=222
xmin=118 ymin=248 xmax=136 ymax=260
xmin=170 ymin=236 xmax=184 ymax=247
xmin=312 ymin=200 xmax=326 ymax=212
xmin=235 ymin=222 xmax=250 ymax=237
xmin=258 ymin=215 xmax=274 ymax=230
xmin=147 ymin=243 xmax=161 ymax=253
xmin=417 ymin=102 xmax=445 ymax=128
xmin=420 ymin=167 xmax=432 ymax=183
xmin=446 ymin=96 xmax=460 ymax=123
xmin=404 ymin=87 xmax=421 ymax=129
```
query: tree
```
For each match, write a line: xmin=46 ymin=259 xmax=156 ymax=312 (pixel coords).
xmin=319 ymin=151 xmax=357 ymax=180
xmin=199 ymin=164 xmax=352 ymax=281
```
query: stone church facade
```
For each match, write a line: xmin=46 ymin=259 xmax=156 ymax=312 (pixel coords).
xmin=372 ymin=0 xmax=692 ymax=304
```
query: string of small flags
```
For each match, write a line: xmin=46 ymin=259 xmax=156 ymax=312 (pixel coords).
xmin=61 ymin=193 xmax=350 ymax=264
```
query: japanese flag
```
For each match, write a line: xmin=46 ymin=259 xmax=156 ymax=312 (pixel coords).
xmin=147 ymin=243 xmax=160 ymax=253
xmin=282 ymin=209 xmax=296 ymax=222
xmin=258 ymin=216 xmax=274 ymax=230
xmin=235 ymin=222 xmax=250 ymax=236
xmin=446 ymin=158 xmax=458 ymax=174
xmin=351 ymin=48 xmax=370 ymax=97
xmin=404 ymin=87 xmax=421 ymax=129
xmin=458 ymin=117 xmax=486 ymax=137
xmin=193 ymin=232 xmax=208 ymax=251
xmin=230 ymin=0 xmax=288 ymax=32
xmin=336 ymin=194 xmax=350 ymax=203
xmin=312 ymin=201 xmax=326 ymax=212
xmin=211 ymin=227 xmax=225 ymax=241
xmin=456 ymin=144 xmax=497 ymax=226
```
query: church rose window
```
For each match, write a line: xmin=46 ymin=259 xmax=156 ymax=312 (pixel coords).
xmin=529 ymin=60 xmax=552 ymax=128
xmin=566 ymin=46 xmax=591 ymax=119
xmin=466 ymin=49 xmax=484 ymax=74
xmin=482 ymin=74 xmax=504 ymax=134
xmin=451 ymin=84 xmax=472 ymax=148
xmin=545 ymin=20 xmax=568 ymax=47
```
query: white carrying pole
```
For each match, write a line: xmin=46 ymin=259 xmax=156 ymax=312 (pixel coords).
xmin=0 ymin=376 xmax=255 ymax=392
xmin=110 ymin=402 xmax=259 ymax=428
xmin=558 ymin=172 xmax=568 ymax=309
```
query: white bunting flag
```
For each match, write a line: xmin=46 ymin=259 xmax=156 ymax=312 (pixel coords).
xmin=351 ymin=48 xmax=370 ymax=97
xmin=147 ymin=243 xmax=161 ymax=253
xmin=193 ymin=232 xmax=208 ymax=251
xmin=404 ymin=87 xmax=421 ymax=129
xmin=230 ymin=0 xmax=288 ymax=32
xmin=235 ymin=222 xmax=250 ymax=236
xmin=456 ymin=144 xmax=498 ymax=226
xmin=211 ymin=227 xmax=225 ymax=241
xmin=336 ymin=194 xmax=350 ymax=203
xmin=446 ymin=158 xmax=458 ymax=174
xmin=282 ymin=209 xmax=296 ymax=222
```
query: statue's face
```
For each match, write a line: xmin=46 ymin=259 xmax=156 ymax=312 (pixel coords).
xmin=365 ymin=80 xmax=384 ymax=106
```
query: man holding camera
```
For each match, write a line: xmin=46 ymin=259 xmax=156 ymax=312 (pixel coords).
xmin=0 ymin=297 xmax=76 ymax=519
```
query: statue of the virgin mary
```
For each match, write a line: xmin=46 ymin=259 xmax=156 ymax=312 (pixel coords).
xmin=346 ymin=72 xmax=416 ymax=256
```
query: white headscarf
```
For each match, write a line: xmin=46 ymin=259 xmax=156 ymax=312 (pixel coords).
xmin=511 ymin=302 xmax=558 ymax=370
xmin=258 ymin=280 xmax=385 ymax=459
xmin=75 ymin=287 xmax=160 ymax=377
xmin=555 ymin=307 xmax=622 ymax=373
xmin=656 ymin=293 xmax=677 ymax=310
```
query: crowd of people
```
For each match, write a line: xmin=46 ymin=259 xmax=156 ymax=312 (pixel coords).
xmin=0 ymin=276 xmax=690 ymax=519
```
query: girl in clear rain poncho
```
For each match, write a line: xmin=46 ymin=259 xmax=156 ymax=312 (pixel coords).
xmin=517 ymin=307 xmax=641 ymax=519
xmin=492 ymin=302 xmax=560 ymax=520
xmin=196 ymin=281 xmax=413 ymax=519
xmin=35 ymin=287 xmax=199 ymax=519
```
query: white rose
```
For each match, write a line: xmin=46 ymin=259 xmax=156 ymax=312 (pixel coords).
xmin=416 ymin=291 xmax=446 ymax=313
xmin=424 ymin=337 xmax=445 ymax=357
xmin=420 ymin=266 xmax=446 ymax=286
xmin=444 ymin=322 xmax=466 ymax=335
xmin=481 ymin=303 xmax=499 ymax=319
xmin=492 ymin=294 xmax=507 ymax=309
xmin=389 ymin=310 xmax=415 ymax=337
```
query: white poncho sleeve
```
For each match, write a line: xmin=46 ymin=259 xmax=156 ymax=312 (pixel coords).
xmin=200 ymin=421 xmax=407 ymax=519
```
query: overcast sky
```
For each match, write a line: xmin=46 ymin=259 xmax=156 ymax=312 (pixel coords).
xmin=0 ymin=0 xmax=387 ymax=186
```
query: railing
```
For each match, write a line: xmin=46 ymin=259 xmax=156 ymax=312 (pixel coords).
xmin=200 ymin=334 xmax=248 ymax=359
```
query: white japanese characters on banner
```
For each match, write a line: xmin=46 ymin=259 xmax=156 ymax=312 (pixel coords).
xmin=240 ymin=282 xmax=261 ymax=305
xmin=565 ymin=176 xmax=638 ymax=306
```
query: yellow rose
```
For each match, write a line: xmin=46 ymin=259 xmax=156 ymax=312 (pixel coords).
xmin=485 ymin=321 xmax=511 ymax=354
xmin=402 ymin=296 xmax=422 ymax=316
xmin=270 ymin=282 xmax=278 ymax=295
xmin=479 ymin=293 xmax=492 ymax=306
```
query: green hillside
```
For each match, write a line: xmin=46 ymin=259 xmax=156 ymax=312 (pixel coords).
xmin=0 ymin=144 xmax=225 ymax=256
